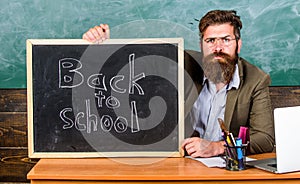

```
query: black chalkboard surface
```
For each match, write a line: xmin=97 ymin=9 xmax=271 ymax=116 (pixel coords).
xmin=27 ymin=38 xmax=184 ymax=158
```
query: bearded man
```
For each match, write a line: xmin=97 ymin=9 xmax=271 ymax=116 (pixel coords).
xmin=182 ymin=10 xmax=275 ymax=157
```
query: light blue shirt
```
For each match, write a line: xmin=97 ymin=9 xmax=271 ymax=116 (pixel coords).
xmin=190 ymin=64 xmax=240 ymax=141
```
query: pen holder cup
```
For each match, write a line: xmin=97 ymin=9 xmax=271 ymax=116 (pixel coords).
xmin=224 ymin=143 xmax=248 ymax=171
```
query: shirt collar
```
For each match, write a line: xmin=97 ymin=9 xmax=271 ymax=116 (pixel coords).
xmin=202 ymin=64 xmax=240 ymax=90
xmin=227 ymin=64 xmax=240 ymax=90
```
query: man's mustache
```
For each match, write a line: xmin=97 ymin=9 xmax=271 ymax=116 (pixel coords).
xmin=211 ymin=52 xmax=231 ymax=59
xmin=203 ymin=52 xmax=233 ymax=64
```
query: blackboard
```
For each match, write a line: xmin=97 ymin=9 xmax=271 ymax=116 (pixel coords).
xmin=1 ymin=0 xmax=300 ymax=88
xmin=27 ymin=38 xmax=184 ymax=158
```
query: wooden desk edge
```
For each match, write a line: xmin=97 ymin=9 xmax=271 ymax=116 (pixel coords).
xmin=27 ymin=153 xmax=300 ymax=182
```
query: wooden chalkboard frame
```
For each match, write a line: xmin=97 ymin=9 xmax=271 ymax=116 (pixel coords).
xmin=26 ymin=38 xmax=184 ymax=158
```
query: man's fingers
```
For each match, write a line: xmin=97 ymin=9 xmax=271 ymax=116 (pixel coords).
xmin=100 ymin=24 xmax=110 ymax=39
xmin=181 ymin=138 xmax=192 ymax=148
xmin=90 ymin=27 xmax=101 ymax=40
xmin=182 ymin=138 xmax=197 ymax=156
xmin=82 ymin=24 xmax=110 ymax=43
xmin=82 ymin=33 xmax=89 ymax=41
xmin=186 ymin=146 xmax=196 ymax=155
xmin=190 ymin=152 xmax=199 ymax=158
xmin=83 ymin=30 xmax=97 ymax=42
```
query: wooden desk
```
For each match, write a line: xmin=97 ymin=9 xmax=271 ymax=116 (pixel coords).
xmin=27 ymin=153 xmax=300 ymax=184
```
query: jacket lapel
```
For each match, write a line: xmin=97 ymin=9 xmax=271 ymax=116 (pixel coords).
xmin=224 ymin=89 xmax=240 ymax=130
xmin=224 ymin=59 xmax=244 ymax=130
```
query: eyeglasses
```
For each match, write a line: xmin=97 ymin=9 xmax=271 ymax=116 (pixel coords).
xmin=203 ymin=36 xmax=237 ymax=47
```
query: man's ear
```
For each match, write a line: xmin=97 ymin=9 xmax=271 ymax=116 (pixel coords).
xmin=237 ymin=39 xmax=242 ymax=53
xmin=199 ymin=39 xmax=203 ymax=51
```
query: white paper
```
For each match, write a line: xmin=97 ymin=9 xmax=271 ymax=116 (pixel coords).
xmin=186 ymin=156 xmax=256 ymax=168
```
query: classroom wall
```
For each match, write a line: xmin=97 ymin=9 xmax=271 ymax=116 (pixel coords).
xmin=1 ymin=0 xmax=299 ymax=88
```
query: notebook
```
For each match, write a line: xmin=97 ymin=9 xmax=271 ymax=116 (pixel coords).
xmin=246 ymin=106 xmax=300 ymax=173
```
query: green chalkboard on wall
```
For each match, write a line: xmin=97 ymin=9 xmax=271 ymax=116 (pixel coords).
xmin=1 ymin=0 xmax=300 ymax=88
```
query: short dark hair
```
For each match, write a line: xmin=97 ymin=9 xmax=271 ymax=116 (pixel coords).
xmin=199 ymin=10 xmax=242 ymax=40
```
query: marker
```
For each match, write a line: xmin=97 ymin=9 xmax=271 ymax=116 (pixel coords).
xmin=235 ymin=138 xmax=244 ymax=169
xmin=238 ymin=126 xmax=249 ymax=144
xmin=238 ymin=126 xmax=250 ymax=155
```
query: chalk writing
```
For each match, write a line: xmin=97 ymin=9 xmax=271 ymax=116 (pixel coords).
xmin=58 ymin=53 xmax=144 ymax=134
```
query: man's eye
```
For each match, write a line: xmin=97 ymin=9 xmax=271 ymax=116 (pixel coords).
xmin=206 ymin=38 xmax=215 ymax=43
xmin=223 ymin=38 xmax=230 ymax=43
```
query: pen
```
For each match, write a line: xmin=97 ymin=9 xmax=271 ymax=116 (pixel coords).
xmin=222 ymin=132 xmax=238 ymax=164
xmin=222 ymin=132 xmax=233 ymax=157
xmin=229 ymin=132 xmax=236 ymax=146
xmin=218 ymin=118 xmax=228 ymax=135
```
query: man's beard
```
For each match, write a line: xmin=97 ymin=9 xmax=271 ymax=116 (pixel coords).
xmin=202 ymin=52 xmax=237 ymax=84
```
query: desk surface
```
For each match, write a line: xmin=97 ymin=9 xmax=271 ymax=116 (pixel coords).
xmin=27 ymin=153 xmax=300 ymax=183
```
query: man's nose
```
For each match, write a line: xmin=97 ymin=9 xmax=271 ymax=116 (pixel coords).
xmin=213 ymin=39 xmax=224 ymax=52
xmin=213 ymin=44 xmax=223 ymax=52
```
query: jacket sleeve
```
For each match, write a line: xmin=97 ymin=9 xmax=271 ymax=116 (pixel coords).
xmin=248 ymin=74 xmax=275 ymax=154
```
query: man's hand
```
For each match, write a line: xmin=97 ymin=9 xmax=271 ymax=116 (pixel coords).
xmin=182 ymin=137 xmax=225 ymax=158
xmin=82 ymin=24 xmax=110 ymax=43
